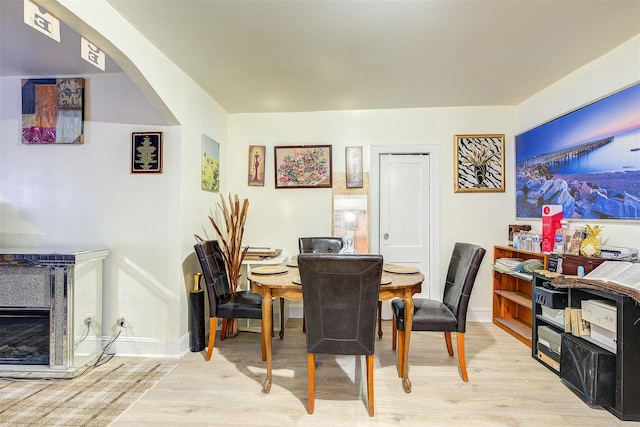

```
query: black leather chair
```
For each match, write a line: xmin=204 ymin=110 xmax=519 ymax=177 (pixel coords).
xmin=297 ymin=253 xmax=383 ymax=416
xmin=194 ymin=240 xmax=265 ymax=361
xmin=297 ymin=237 xmax=385 ymax=337
xmin=298 ymin=237 xmax=344 ymax=333
xmin=391 ymin=242 xmax=486 ymax=382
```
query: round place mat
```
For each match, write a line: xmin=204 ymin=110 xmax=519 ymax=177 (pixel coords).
xmin=292 ymin=276 xmax=302 ymax=285
xmin=383 ymin=264 xmax=420 ymax=274
xmin=286 ymin=260 xmax=298 ymax=267
xmin=251 ymin=266 xmax=289 ymax=275
xmin=380 ymin=275 xmax=392 ymax=285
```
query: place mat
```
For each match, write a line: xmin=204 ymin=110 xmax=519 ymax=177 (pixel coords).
xmin=383 ymin=264 xmax=420 ymax=274
xmin=286 ymin=260 xmax=298 ymax=267
xmin=251 ymin=266 xmax=288 ymax=275
xmin=292 ymin=276 xmax=302 ymax=285
xmin=381 ymin=275 xmax=392 ymax=285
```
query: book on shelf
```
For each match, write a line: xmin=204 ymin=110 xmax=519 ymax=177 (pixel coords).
xmin=584 ymin=261 xmax=640 ymax=290
xmin=568 ymin=308 xmax=590 ymax=337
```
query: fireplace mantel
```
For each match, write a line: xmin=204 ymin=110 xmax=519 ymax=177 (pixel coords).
xmin=0 ymin=248 xmax=109 ymax=378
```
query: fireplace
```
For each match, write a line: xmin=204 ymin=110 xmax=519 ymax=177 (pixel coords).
xmin=0 ymin=308 xmax=50 ymax=365
xmin=0 ymin=249 xmax=108 ymax=377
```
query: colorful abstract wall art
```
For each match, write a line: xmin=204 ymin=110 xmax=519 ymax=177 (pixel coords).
xmin=21 ymin=78 xmax=85 ymax=144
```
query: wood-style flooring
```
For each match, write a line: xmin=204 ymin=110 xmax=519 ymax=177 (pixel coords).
xmin=112 ymin=320 xmax=636 ymax=426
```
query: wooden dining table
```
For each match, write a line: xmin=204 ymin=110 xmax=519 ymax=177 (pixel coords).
xmin=248 ymin=264 xmax=424 ymax=394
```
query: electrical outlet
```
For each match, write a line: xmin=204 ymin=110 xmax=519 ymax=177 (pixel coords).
xmin=84 ymin=313 xmax=94 ymax=325
xmin=118 ymin=313 xmax=128 ymax=328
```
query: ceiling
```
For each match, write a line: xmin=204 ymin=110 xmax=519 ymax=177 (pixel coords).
xmin=2 ymin=0 xmax=639 ymax=114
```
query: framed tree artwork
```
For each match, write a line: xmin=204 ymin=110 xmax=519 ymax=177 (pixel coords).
xmin=131 ymin=132 xmax=162 ymax=173
xmin=454 ymin=134 xmax=505 ymax=193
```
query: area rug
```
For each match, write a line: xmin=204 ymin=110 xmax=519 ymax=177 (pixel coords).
xmin=0 ymin=360 xmax=176 ymax=426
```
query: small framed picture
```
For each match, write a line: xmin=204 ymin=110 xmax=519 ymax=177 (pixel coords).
xmin=345 ymin=146 xmax=363 ymax=188
xmin=454 ymin=134 xmax=505 ymax=193
xmin=274 ymin=145 xmax=332 ymax=189
xmin=131 ymin=132 xmax=162 ymax=173
xmin=248 ymin=145 xmax=266 ymax=186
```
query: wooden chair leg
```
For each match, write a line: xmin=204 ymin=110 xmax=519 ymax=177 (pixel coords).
xmin=391 ymin=318 xmax=397 ymax=351
xmin=377 ymin=301 xmax=383 ymax=338
xmin=261 ymin=322 xmax=266 ymax=361
xmin=220 ymin=318 xmax=228 ymax=341
xmin=206 ymin=317 xmax=216 ymax=361
xmin=457 ymin=332 xmax=468 ymax=382
xmin=307 ymin=353 xmax=315 ymax=414
xmin=279 ymin=297 xmax=285 ymax=339
xmin=397 ymin=329 xmax=405 ymax=378
xmin=366 ymin=354 xmax=375 ymax=417
xmin=444 ymin=331 xmax=454 ymax=356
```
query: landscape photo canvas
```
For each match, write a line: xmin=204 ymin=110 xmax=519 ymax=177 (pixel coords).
xmin=515 ymin=83 xmax=640 ymax=220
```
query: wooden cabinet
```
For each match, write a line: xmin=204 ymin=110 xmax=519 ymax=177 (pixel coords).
xmin=492 ymin=245 xmax=548 ymax=347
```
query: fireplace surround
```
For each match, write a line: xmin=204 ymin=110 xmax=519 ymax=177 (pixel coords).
xmin=0 ymin=249 xmax=109 ymax=377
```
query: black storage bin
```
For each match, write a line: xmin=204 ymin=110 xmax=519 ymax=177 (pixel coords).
xmin=560 ymin=333 xmax=615 ymax=407
xmin=534 ymin=285 xmax=568 ymax=308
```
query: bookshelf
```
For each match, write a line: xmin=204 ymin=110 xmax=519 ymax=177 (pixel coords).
xmin=492 ymin=245 xmax=548 ymax=347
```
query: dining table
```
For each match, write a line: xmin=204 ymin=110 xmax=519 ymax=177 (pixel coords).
xmin=248 ymin=263 xmax=424 ymax=394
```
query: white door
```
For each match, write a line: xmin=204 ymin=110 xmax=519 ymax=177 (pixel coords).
xmin=379 ymin=153 xmax=431 ymax=303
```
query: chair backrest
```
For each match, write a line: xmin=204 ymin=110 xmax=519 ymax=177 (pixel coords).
xmin=298 ymin=253 xmax=383 ymax=356
xmin=298 ymin=237 xmax=344 ymax=254
xmin=442 ymin=242 xmax=486 ymax=331
xmin=194 ymin=240 xmax=231 ymax=316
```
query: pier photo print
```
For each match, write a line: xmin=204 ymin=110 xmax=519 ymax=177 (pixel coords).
xmin=515 ymin=83 xmax=640 ymax=220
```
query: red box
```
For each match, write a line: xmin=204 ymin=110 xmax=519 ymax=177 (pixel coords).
xmin=542 ymin=205 xmax=562 ymax=253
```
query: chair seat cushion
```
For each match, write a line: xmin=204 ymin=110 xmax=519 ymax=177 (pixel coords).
xmin=391 ymin=298 xmax=457 ymax=332
xmin=217 ymin=291 xmax=263 ymax=319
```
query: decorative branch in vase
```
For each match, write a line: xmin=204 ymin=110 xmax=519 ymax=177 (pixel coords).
xmin=195 ymin=192 xmax=249 ymax=337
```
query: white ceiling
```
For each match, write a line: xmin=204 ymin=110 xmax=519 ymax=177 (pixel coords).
xmin=2 ymin=0 xmax=640 ymax=114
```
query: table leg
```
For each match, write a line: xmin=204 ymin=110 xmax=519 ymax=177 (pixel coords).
xmin=402 ymin=290 xmax=414 ymax=393
xmin=261 ymin=289 xmax=273 ymax=393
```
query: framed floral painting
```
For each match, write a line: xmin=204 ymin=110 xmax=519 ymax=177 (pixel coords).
xmin=274 ymin=145 xmax=332 ymax=188
xmin=454 ymin=134 xmax=505 ymax=193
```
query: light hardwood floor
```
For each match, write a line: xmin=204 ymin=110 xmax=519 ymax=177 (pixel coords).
xmin=112 ymin=320 xmax=635 ymax=426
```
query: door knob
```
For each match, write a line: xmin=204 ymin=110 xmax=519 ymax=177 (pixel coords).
xmin=383 ymin=233 xmax=389 ymax=240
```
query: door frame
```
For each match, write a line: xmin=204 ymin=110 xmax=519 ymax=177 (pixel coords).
xmin=370 ymin=145 xmax=440 ymax=299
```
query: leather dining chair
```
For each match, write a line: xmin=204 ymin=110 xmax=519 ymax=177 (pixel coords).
xmin=298 ymin=237 xmax=385 ymax=338
xmin=391 ymin=242 xmax=486 ymax=382
xmin=194 ymin=240 xmax=266 ymax=362
xmin=297 ymin=253 xmax=383 ymax=416
xmin=298 ymin=237 xmax=344 ymax=333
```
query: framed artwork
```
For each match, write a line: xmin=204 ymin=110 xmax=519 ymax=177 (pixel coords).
xmin=248 ymin=145 xmax=266 ymax=186
xmin=454 ymin=134 xmax=505 ymax=193
xmin=274 ymin=145 xmax=332 ymax=189
xmin=201 ymin=134 xmax=220 ymax=192
xmin=131 ymin=132 xmax=162 ymax=173
xmin=21 ymin=78 xmax=85 ymax=144
xmin=346 ymin=146 xmax=363 ymax=188
xmin=515 ymin=83 xmax=640 ymax=219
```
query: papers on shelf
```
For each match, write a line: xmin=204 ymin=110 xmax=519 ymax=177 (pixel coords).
xmin=493 ymin=258 xmax=523 ymax=271
xmin=584 ymin=261 xmax=640 ymax=290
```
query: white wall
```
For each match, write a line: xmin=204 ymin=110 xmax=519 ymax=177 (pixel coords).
xmin=229 ymin=107 xmax=517 ymax=320
xmin=516 ymin=35 xmax=640 ymax=249
xmin=1 ymin=0 xmax=229 ymax=357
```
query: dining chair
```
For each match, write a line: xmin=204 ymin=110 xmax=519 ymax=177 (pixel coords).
xmin=391 ymin=242 xmax=486 ymax=382
xmin=298 ymin=237 xmax=385 ymax=337
xmin=297 ymin=253 xmax=383 ymax=416
xmin=194 ymin=240 xmax=266 ymax=362
xmin=298 ymin=237 xmax=344 ymax=333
